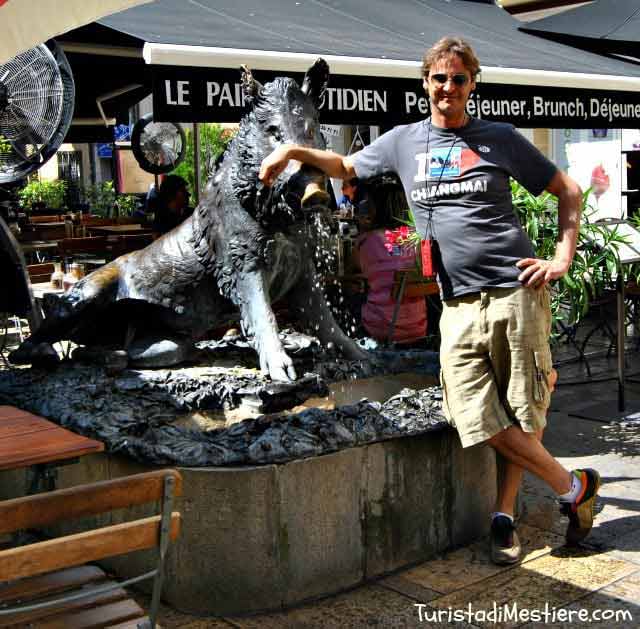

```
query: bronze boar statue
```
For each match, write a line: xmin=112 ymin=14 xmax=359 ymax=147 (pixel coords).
xmin=11 ymin=59 xmax=367 ymax=381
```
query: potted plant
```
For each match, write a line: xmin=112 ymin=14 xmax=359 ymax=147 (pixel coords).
xmin=511 ymin=180 xmax=626 ymax=333
xmin=114 ymin=193 xmax=139 ymax=218
xmin=18 ymin=179 xmax=67 ymax=213
xmin=80 ymin=181 xmax=116 ymax=217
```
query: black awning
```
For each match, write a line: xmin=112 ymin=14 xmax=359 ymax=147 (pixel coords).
xmin=520 ymin=0 xmax=640 ymax=62
xmin=56 ymin=23 xmax=151 ymax=142
xmin=98 ymin=0 xmax=640 ymax=77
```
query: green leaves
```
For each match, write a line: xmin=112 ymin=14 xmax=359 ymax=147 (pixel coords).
xmin=114 ymin=193 xmax=138 ymax=217
xmin=79 ymin=180 xmax=116 ymax=217
xmin=512 ymin=180 xmax=624 ymax=339
xmin=18 ymin=179 xmax=67 ymax=211
xmin=171 ymin=123 xmax=235 ymax=197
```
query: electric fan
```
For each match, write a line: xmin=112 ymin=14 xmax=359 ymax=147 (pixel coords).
xmin=0 ymin=42 xmax=75 ymax=184
xmin=131 ymin=113 xmax=186 ymax=174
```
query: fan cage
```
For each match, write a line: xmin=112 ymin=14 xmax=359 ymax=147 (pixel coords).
xmin=139 ymin=122 xmax=184 ymax=167
xmin=0 ymin=43 xmax=74 ymax=184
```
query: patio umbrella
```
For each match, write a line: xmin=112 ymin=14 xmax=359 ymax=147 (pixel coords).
xmin=0 ymin=0 xmax=153 ymax=63
xmin=520 ymin=0 xmax=640 ymax=62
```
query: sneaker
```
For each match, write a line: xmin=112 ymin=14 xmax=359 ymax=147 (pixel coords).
xmin=490 ymin=515 xmax=521 ymax=565
xmin=560 ymin=468 xmax=601 ymax=546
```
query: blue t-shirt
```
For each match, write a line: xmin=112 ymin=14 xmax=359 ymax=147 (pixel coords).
xmin=351 ymin=117 xmax=557 ymax=300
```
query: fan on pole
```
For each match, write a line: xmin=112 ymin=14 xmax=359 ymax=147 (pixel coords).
xmin=0 ymin=41 xmax=74 ymax=184
xmin=131 ymin=114 xmax=186 ymax=176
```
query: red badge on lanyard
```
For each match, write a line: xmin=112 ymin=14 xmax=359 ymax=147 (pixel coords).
xmin=421 ymin=238 xmax=436 ymax=277
xmin=421 ymin=186 xmax=438 ymax=278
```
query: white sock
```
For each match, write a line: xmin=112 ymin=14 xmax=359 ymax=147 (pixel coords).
xmin=491 ymin=511 xmax=514 ymax=523
xmin=558 ymin=472 xmax=582 ymax=503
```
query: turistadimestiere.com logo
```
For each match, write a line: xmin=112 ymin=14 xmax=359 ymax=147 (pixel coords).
xmin=414 ymin=602 xmax=632 ymax=624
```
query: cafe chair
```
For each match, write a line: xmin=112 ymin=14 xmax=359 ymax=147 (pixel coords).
xmin=625 ymin=281 xmax=640 ymax=351
xmin=58 ymin=236 xmax=109 ymax=268
xmin=387 ymin=268 xmax=439 ymax=345
xmin=27 ymin=262 xmax=55 ymax=284
xmin=79 ymin=216 xmax=116 ymax=237
xmin=0 ymin=469 xmax=182 ymax=629
xmin=32 ymin=224 xmax=67 ymax=242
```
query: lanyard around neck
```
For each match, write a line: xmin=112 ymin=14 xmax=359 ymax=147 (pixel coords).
xmin=424 ymin=118 xmax=462 ymax=238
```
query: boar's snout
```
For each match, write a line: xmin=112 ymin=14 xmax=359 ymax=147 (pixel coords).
xmin=301 ymin=182 xmax=330 ymax=210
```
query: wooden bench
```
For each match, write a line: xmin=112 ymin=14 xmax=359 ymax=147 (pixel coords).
xmin=0 ymin=469 xmax=182 ymax=628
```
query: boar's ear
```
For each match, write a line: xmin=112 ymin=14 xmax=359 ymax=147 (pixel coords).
xmin=240 ymin=64 xmax=262 ymax=105
xmin=301 ymin=58 xmax=329 ymax=108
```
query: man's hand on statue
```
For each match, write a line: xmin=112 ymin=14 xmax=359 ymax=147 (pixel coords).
xmin=516 ymin=257 xmax=568 ymax=289
xmin=259 ymin=145 xmax=291 ymax=187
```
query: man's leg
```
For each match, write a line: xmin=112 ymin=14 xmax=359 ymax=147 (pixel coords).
xmin=490 ymin=428 xmax=543 ymax=565
xmin=489 ymin=424 xmax=601 ymax=547
xmin=496 ymin=428 xmax=544 ymax=516
xmin=496 ymin=368 xmax=557 ymax=515
xmin=488 ymin=426 xmax=571 ymax=494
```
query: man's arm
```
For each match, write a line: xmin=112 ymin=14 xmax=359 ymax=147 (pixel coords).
xmin=259 ymin=143 xmax=356 ymax=186
xmin=516 ymin=170 xmax=582 ymax=288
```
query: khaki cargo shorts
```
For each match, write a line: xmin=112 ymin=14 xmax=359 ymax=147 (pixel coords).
xmin=439 ymin=286 xmax=553 ymax=448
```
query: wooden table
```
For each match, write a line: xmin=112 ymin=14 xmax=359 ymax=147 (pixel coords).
xmin=28 ymin=222 xmax=65 ymax=229
xmin=0 ymin=406 xmax=104 ymax=492
xmin=20 ymin=240 xmax=59 ymax=263
xmin=20 ymin=241 xmax=59 ymax=253
xmin=30 ymin=282 xmax=66 ymax=300
xmin=87 ymin=224 xmax=148 ymax=236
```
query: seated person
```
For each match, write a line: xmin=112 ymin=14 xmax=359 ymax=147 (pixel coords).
xmin=338 ymin=177 xmax=368 ymax=221
xmin=152 ymin=175 xmax=193 ymax=236
xmin=352 ymin=205 xmax=427 ymax=344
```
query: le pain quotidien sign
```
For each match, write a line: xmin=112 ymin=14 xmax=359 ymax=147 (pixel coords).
xmin=152 ymin=65 xmax=640 ymax=129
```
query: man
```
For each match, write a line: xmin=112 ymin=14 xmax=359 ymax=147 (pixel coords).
xmin=259 ymin=36 xmax=600 ymax=565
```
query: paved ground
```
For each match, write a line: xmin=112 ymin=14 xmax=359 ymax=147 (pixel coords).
xmin=135 ymin=349 xmax=640 ymax=627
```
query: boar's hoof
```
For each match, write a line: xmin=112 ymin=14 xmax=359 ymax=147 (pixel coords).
xmin=260 ymin=348 xmax=297 ymax=382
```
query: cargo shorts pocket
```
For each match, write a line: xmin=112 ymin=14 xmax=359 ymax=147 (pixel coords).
xmin=506 ymin=343 xmax=553 ymax=418
xmin=532 ymin=347 xmax=553 ymax=407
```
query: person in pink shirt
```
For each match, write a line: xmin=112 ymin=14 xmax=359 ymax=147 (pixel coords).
xmin=352 ymin=203 xmax=427 ymax=344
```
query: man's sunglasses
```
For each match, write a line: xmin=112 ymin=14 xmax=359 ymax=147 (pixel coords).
xmin=429 ymin=73 xmax=470 ymax=87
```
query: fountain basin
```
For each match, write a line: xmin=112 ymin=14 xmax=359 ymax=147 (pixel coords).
xmin=0 ymin=428 xmax=496 ymax=616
